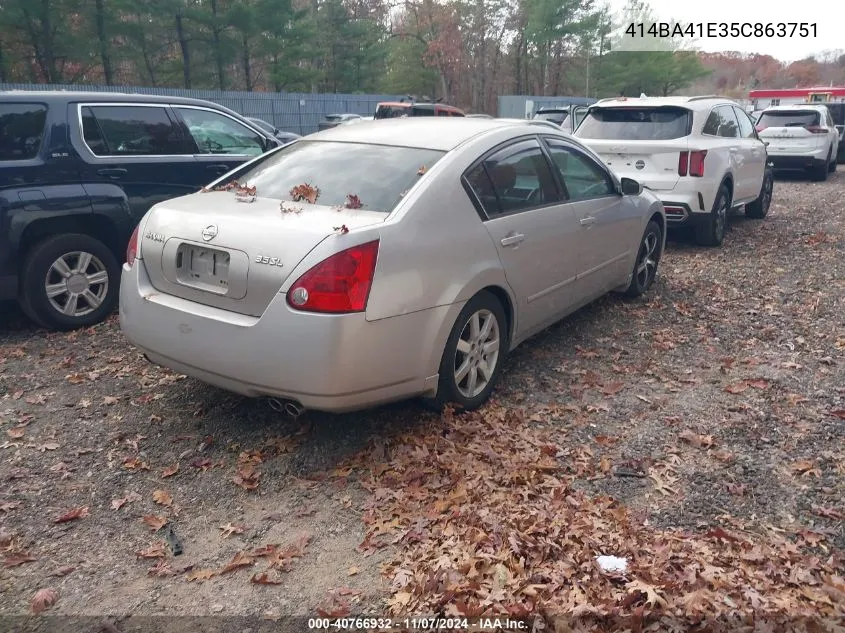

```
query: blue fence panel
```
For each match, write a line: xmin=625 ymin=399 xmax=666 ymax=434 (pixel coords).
xmin=497 ymin=95 xmax=597 ymax=118
xmin=0 ymin=83 xmax=403 ymax=134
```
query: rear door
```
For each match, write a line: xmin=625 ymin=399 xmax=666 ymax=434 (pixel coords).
xmin=701 ymin=105 xmax=748 ymax=199
xmin=574 ymin=106 xmax=692 ymax=193
xmin=170 ymin=105 xmax=268 ymax=183
xmin=465 ymin=137 xmax=583 ymax=335
xmin=542 ymin=136 xmax=636 ymax=293
xmin=733 ymin=106 xmax=767 ymax=197
xmin=72 ymin=102 xmax=199 ymax=222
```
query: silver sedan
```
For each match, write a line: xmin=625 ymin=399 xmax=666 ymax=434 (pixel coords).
xmin=119 ymin=118 xmax=665 ymax=413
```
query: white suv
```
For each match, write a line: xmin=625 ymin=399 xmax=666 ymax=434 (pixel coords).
xmin=574 ymin=96 xmax=772 ymax=247
xmin=755 ymin=104 xmax=839 ymax=181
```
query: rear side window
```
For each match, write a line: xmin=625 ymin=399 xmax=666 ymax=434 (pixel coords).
xmin=0 ymin=103 xmax=47 ymax=161
xmin=464 ymin=139 xmax=560 ymax=216
xmin=576 ymin=107 xmax=692 ymax=140
xmin=233 ymin=140 xmax=444 ymax=213
xmin=534 ymin=111 xmax=568 ymax=125
xmin=543 ymin=138 xmax=615 ymax=201
xmin=82 ymin=105 xmax=185 ymax=156
xmin=756 ymin=110 xmax=821 ymax=131
xmin=374 ymin=105 xmax=409 ymax=119
xmin=174 ymin=107 xmax=265 ymax=156
xmin=733 ymin=107 xmax=756 ymax=139
xmin=702 ymin=106 xmax=740 ymax=138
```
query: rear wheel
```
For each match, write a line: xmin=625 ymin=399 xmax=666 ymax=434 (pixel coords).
xmin=829 ymin=148 xmax=837 ymax=173
xmin=745 ymin=170 xmax=773 ymax=219
xmin=428 ymin=291 xmax=508 ymax=412
xmin=20 ymin=233 xmax=120 ymax=331
xmin=624 ymin=221 xmax=662 ymax=297
xmin=695 ymin=184 xmax=730 ymax=247
xmin=813 ymin=153 xmax=829 ymax=181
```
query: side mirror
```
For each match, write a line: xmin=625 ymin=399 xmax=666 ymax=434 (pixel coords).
xmin=763 ymin=140 xmax=770 ymax=147
xmin=620 ymin=177 xmax=642 ymax=196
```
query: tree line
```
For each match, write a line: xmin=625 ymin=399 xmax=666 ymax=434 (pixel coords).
xmin=0 ymin=0 xmax=843 ymax=114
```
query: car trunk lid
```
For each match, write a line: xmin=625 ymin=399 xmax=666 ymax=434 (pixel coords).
xmin=139 ymin=192 xmax=387 ymax=316
xmin=581 ymin=138 xmax=689 ymax=191
xmin=757 ymin=110 xmax=828 ymax=153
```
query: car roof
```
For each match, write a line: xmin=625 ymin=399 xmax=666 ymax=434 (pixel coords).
xmin=304 ymin=118 xmax=555 ymax=151
xmin=0 ymin=90 xmax=237 ymax=110
xmin=591 ymin=96 xmax=737 ymax=111
xmin=761 ymin=104 xmax=828 ymax=112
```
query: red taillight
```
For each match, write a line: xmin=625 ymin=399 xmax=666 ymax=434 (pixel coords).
xmin=688 ymin=150 xmax=707 ymax=177
xmin=126 ymin=226 xmax=140 ymax=267
xmin=287 ymin=240 xmax=379 ymax=313
xmin=805 ymin=125 xmax=827 ymax=134
xmin=678 ymin=150 xmax=706 ymax=177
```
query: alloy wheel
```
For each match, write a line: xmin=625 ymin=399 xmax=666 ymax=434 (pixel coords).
xmin=44 ymin=251 xmax=109 ymax=317
xmin=454 ymin=309 xmax=501 ymax=399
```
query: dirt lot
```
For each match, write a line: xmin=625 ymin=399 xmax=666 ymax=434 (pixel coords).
xmin=1 ymin=172 xmax=843 ymax=628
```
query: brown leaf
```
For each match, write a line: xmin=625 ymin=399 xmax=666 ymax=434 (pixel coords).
xmin=417 ymin=165 xmax=428 ymax=176
xmin=812 ymin=506 xmax=843 ymax=519
xmin=161 ymin=464 xmax=179 ymax=478
xmin=724 ymin=382 xmax=748 ymax=394
xmin=4 ymin=552 xmax=38 ymax=567
xmin=344 ymin=194 xmax=363 ymax=209
xmin=6 ymin=426 xmax=26 ymax=439
xmin=31 ymin=588 xmax=58 ymax=614
xmin=625 ymin=579 xmax=667 ymax=608
xmin=50 ymin=566 xmax=75 ymax=577
xmin=136 ymin=541 xmax=167 ymax=559
xmin=289 ymin=183 xmax=320 ymax=204
xmin=186 ymin=568 xmax=217 ymax=582
xmin=348 ymin=566 xmax=360 ymax=576
xmin=830 ymin=410 xmax=845 ymax=420
xmin=679 ymin=429 xmax=715 ymax=449
xmin=220 ymin=551 xmax=255 ymax=574
xmin=251 ymin=572 xmax=283 ymax=585
xmin=219 ymin=523 xmax=247 ymax=538
xmin=103 ymin=396 xmax=120 ymax=406
xmin=111 ymin=492 xmax=141 ymax=510
xmin=152 ymin=490 xmax=173 ymax=507
xmin=333 ymin=224 xmax=349 ymax=234
xmin=54 ymin=506 xmax=89 ymax=523
xmin=746 ymin=379 xmax=769 ymax=390
xmin=142 ymin=515 xmax=168 ymax=532
xmin=65 ymin=373 xmax=85 ymax=384
xmin=599 ymin=381 xmax=625 ymax=395
xmin=233 ymin=464 xmax=260 ymax=490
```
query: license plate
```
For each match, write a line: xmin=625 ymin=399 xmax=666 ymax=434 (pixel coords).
xmin=176 ymin=244 xmax=230 ymax=290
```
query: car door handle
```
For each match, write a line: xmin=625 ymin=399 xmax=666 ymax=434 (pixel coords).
xmin=207 ymin=163 xmax=230 ymax=172
xmin=500 ymin=233 xmax=525 ymax=247
xmin=580 ymin=216 xmax=596 ymax=226
xmin=97 ymin=168 xmax=127 ymax=179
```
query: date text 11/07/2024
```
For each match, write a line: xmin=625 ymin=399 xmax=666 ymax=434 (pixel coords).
xmin=624 ymin=22 xmax=818 ymax=39
xmin=307 ymin=617 xmax=537 ymax=631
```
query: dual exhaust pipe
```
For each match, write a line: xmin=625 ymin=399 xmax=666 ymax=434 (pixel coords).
xmin=267 ymin=397 xmax=306 ymax=418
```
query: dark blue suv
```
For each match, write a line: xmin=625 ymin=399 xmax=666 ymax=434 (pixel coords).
xmin=0 ymin=91 xmax=280 ymax=330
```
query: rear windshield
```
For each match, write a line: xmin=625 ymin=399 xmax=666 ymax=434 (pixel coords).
xmin=234 ymin=141 xmax=445 ymax=212
xmin=534 ymin=111 xmax=568 ymax=124
xmin=374 ymin=105 xmax=410 ymax=119
xmin=576 ymin=107 xmax=692 ymax=140
xmin=756 ymin=110 xmax=820 ymax=129
xmin=0 ymin=102 xmax=48 ymax=161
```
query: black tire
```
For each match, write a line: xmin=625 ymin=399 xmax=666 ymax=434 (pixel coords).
xmin=829 ymin=153 xmax=837 ymax=173
xmin=745 ymin=169 xmax=773 ymax=219
xmin=695 ymin=183 xmax=730 ymax=247
xmin=427 ymin=291 xmax=508 ymax=412
xmin=812 ymin=155 xmax=829 ymax=181
xmin=19 ymin=233 xmax=120 ymax=331
xmin=623 ymin=220 xmax=662 ymax=298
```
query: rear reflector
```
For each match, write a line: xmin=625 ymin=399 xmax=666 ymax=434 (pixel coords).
xmin=678 ymin=152 xmax=689 ymax=176
xmin=664 ymin=206 xmax=686 ymax=216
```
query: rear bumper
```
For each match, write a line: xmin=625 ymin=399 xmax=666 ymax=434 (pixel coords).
xmin=768 ymin=154 xmax=826 ymax=170
xmin=0 ymin=275 xmax=17 ymax=301
xmin=119 ymin=261 xmax=461 ymax=413
xmin=648 ymin=190 xmax=711 ymax=227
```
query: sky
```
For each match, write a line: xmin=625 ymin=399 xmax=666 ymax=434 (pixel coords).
xmin=606 ymin=0 xmax=844 ymax=62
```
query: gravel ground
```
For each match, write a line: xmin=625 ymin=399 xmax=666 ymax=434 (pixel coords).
xmin=0 ymin=171 xmax=843 ymax=622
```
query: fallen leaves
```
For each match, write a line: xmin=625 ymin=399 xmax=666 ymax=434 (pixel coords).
xmin=219 ymin=523 xmax=247 ymax=538
xmin=233 ymin=464 xmax=260 ymax=491
xmin=6 ymin=426 xmax=26 ymax=439
xmin=186 ymin=568 xmax=217 ymax=582
xmin=333 ymin=224 xmax=349 ymax=234
xmin=152 ymin=490 xmax=173 ymax=507
xmin=31 ymin=588 xmax=58 ymax=614
xmin=790 ymin=460 xmax=822 ymax=478
xmin=54 ymin=506 xmax=89 ymax=524
xmin=725 ymin=379 xmax=770 ymax=394
xmin=289 ymin=183 xmax=320 ymax=204
xmin=111 ymin=492 xmax=142 ymax=510
xmin=4 ymin=552 xmax=38 ymax=567
xmin=161 ymin=464 xmax=179 ymax=478
xmin=251 ymin=571 xmax=284 ymax=585
xmin=679 ymin=429 xmax=715 ymax=449
xmin=142 ymin=515 xmax=169 ymax=532
xmin=220 ymin=551 xmax=255 ymax=574
xmin=345 ymin=194 xmax=362 ymax=209
xmin=135 ymin=541 xmax=167 ymax=559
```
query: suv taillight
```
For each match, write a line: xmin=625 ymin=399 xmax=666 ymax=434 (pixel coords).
xmin=805 ymin=125 xmax=827 ymax=134
xmin=678 ymin=150 xmax=706 ymax=177
xmin=287 ymin=240 xmax=379 ymax=313
xmin=126 ymin=226 xmax=140 ymax=267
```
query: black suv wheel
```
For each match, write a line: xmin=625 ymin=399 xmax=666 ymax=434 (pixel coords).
xmin=20 ymin=234 xmax=120 ymax=331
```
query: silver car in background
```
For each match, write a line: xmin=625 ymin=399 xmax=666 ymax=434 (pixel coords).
xmin=119 ymin=119 xmax=666 ymax=413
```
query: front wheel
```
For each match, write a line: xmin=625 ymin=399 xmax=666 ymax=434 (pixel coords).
xmin=812 ymin=154 xmax=829 ymax=181
xmin=428 ymin=291 xmax=508 ymax=412
xmin=624 ymin=220 xmax=662 ymax=298
xmin=19 ymin=233 xmax=120 ymax=331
